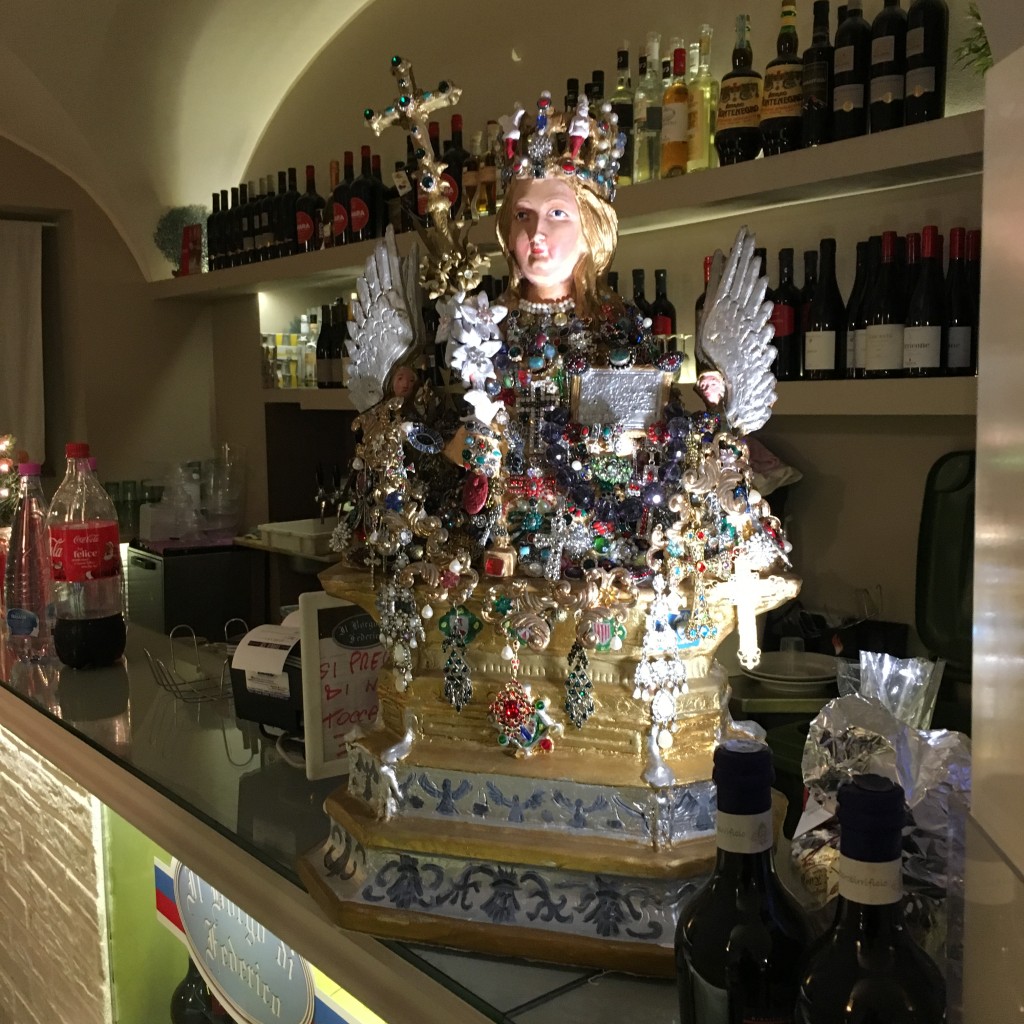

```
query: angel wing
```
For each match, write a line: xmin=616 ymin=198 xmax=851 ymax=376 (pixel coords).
xmin=696 ymin=225 xmax=777 ymax=436
xmin=346 ymin=225 xmax=423 ymax=412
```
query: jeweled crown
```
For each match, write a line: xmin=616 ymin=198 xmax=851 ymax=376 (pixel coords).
xmin=497 ymin=93 xmax=626 ymax=204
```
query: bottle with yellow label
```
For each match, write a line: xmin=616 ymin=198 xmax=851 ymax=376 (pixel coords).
xmin=661 ymin=46 xmax=690 ymax=177
xmin=715 ymin=14 xmax=763 ymax=165
xmin=761 ymin=1 xmax=803 ymax=155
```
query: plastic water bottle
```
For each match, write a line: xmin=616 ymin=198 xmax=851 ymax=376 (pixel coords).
xmin=47 ymin=442 xmax=126 ymax=669
xmin=3 ymin=462 xmax=54 ymax=660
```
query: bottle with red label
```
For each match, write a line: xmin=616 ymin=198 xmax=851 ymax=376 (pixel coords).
xmin=46 ymin=442 xmax=126 ymax=669
xmin=295 ymin=165 xmax=325 ymax=253
xmin=349 ymin=146 xmax=383 ymax=243
xmin=772 ymin=247 xmax=802 ymax=380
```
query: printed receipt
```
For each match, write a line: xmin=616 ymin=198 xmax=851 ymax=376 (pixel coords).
xmin=230 ymin=623 xmax=301 ymax=699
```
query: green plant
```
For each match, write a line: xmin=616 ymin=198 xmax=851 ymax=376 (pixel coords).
xmin=153 ymin=205 xmax=209 ymax=271
xmin=955 ymin=1 xmax=992 ymax=77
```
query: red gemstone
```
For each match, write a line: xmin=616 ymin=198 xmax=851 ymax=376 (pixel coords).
xmin=539 ymin=737 xmax=553 ymax=751
xmin=697 ymin=561 xmax=706 ymax=573
xmin=484 ymin=556 xmax=506 ymax=576
xmin=463 ymin=473 xmax=488 ymax=515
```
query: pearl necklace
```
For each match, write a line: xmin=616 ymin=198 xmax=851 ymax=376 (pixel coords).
xmin=518 ymin=296 xmax=574 ymax=315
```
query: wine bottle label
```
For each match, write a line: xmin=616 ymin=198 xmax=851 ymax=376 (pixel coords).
xmin=332 ymin=202 xmax=349 ymax=239
xmin=865 ymin=322 xmax=905 ymax=369
xmin=803 ymin=62 xmax=830 ymax=106
xmin=49 ymin=521 xmax=121 ymax=583
xmin=903 ymin=325 xmax=941 ymax=368
xmin=906 ymin=66 xmax=936 ymax=98
xmin=715 ymin=809 xmax=773 ymax=854
xmin=662 ymin=101 xmax=690 ymax=143
xmin=834 ymin=44 xmax=855 ymax=75
xmin=243 ymin=234 xmax=254 ymax=252
xmin=870 ymin=74 xmax=905 ymax=104
xmin=947 ymin=326 xmax=972 ymax=369
xmin=769 ymin=303 xmax=795 ymax=337
xmin=653 ymin=314 xmax=673 ymax=337
xmin=316 ymin=357 xmax=332 ymax=385
xmin=834 ymin=83 xmax=866 ymax=112
xmin=906 ymin=25 xmax=925 ymax=57
xmin=392 ymin=170 xmax=413 ymax=196
xmin=804 ymin=330 xmax=837 ymax=371
xmin=871 ymin=35 xmax=896 ymax=65
xmin=852 ymin=327 xmax=866 ymax=370
xmin=761 ymin=64 xmax=803 ymax=121
xmin=846 ymin=327 xmax=856 ymax=367
xmin=837 ymin=854 xmax=903 ymax=905
xmin=718 ymin=77 xmax=762 ymax=130
xmin=350 ymin=198 xmax=370 ymax=233
xmin=296 ymin=211 xmax=315 ymax=245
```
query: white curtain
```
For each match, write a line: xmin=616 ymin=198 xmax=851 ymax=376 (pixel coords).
xmin=0 ymin=221 xmax=44 ymax=462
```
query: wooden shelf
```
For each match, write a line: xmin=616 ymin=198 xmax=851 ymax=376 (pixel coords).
xmin=263 ymin=389 xmax=356 ymax=411
xmin=149 ymin=111 xmax=983 ymax=302
xmin=774 ymin=375 xmax=977 ymax=416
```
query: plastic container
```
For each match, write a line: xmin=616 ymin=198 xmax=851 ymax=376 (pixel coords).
xmin=46 ymin=442 xmax=126 ymax=669
xmin=3 ymin=463 xmax=54 ymax=660
xmin=257 ymin=519 xmax=334 ymax=556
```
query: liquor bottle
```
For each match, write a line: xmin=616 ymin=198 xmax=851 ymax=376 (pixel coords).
xmin=462 ymin=133 xmax=481 ymax=222
xmin=864 ymin=230 xmax=905 ymax=377
xmin=801 ymin=248 xmax=818 ymax=333
xmin=632 ymin=268 xmax=654 ymax=321
xmin=772 ymin=248 xmax=802 ymax=380
xmin=350 ymin=146 xmax=382 ymax=243
xmin=831 ymin=0 xmax=872 ymax=140
xmin=845 ymin=239 xmax=872 ymax=378
xmin=869 ymin=0 xmax=908 ymax=132
xmin=661 ymin=46 xmax=690 ymax=177
xmin=695 ymin=255 xmax=712 ymax=340
xmin=760 ymin=1 xmax=803 ymax=157
xmin=715 ymin=15 xmax=763 ymax=165
xmin=295 ymin=165 xmax=324 ymax=253
xmin=905 ymin=0 xmax=949 ymax=124
xmin=652 ymin=269 xmax=678 ymax=352
xmin=904 ymin=224 xmax=944 ymax=375
xmin=804 ymin=237 xmax=846 ymax=379
xmin=904 ymin=230 xmax=921 ymax=310
xmin=280 ymin=168 xmax=301 ymax=257
xmin=258 ymin=174 xmax=276 ymax=258
xmin=481 ymin=120 xmax=500 ymax=216
xmin=442 ymin=114 xmax=471 ymax=218
xmin=944 ymin=227 xmax=976 ymax=376
xmin=47 ymin=442 xmax=126 ymax=669
xmin=634 ymin=35 xmax=663 ymax=182
xmin=802 ymin=0 xmax=834 ymax=147
xmin=611 ymin=46 xmax=635 ymax=187
xmin=689 ymin=25 xmax=719 ymax=171
xmin=170 ymin=957 xmax=212 ymax=1024
xmin=206 ymin=193 xmax=221 ymax=272
xmin=795 ymin=775 xmax=946 ymax=1023
xmin=676 ymin=740 xmax=811 ymax=1024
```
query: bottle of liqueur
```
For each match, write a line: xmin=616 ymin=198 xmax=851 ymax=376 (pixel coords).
xmin=206 ymin=193 xmax=221 ymax=271
xmin=611 ymin=46 xmax=635 ymax=186
xmin=945 ymin=227 xmax=977 ymax=375
xmin=715 ymin=15 xmax=763 ymax=165
xmin=904 ymin=224 xmax=945 ymax=375
xmin=795 ymin=775 xmax=946 ymax=1023
xmin=845 ymin=239 xmax=872 ymax=378
xmin=864 ymin=230 xmax=906 ymax=377
xmin=869 ymin=0 xmax=908 ymax=132
xmin=802 ymin=0 xmax=834 ymax=147
xmin=294 ymin=165 xmax=324 ymax=253
xmin=442 ymin=114 xmax=471 ymax=218
xmin=689 ymin=25 xmax=719 ymax=171
xmin=280 ymin=167 xmax=301 ymax=257
xmin=772 ymin=247 xmax=803 ymax=380
xmin=258 ymin=173 xmax=276 ymax=258
xmin=633 ymin=268 xmax=655 ymax=322
xmin=676 ymin=740 xmax=811 ymax=1024
xmin=652 ymin=269 xmax=678 ymax=352
xmin=804 ymin=237 xmax=846 ymax=379
xmin=801 ymin=248 xmax=818 ymax=335
xmin=760 ymin=1 xmax=803 ymax=157
xmin=904 ymin=0 xmax=949 ymax=124
xmin=695 ymin=255 xmax=712 ymax=340
xmin=634 ymin=35 xmax=663 ymax=182
xmin=350 ymin=146 xmax=382 ymax=243
xmin=834 ymin=0 xmax=871 ymax=136
xmin=661 ymin=45 xmax=690 ymax=177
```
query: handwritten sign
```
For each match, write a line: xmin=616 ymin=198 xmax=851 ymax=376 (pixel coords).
xmin=299 ymin=591 xmax=383 ymax=779
xmin=172 ymin=860 xmax=315 ymax=1024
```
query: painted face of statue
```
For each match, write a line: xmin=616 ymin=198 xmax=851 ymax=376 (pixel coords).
xmin=508 ymin=177 xmax=586 ymax=301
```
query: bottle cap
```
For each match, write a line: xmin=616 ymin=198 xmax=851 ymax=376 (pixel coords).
xmin=920 ymin=226 xmax=939 ymax=260
xmin=66 ymin=442 xmax=90 ymax=459
xmin=18 ymin=462 xmax=41 ymax=476
xmin=837 ymin=774 xmax=905 ymax=862
xmin=713 ymin=739 xmax=774 ymax=814
xmin=451 ymin=114 xmax=463 ymax=131
xmin=949 ymin=226 xmax=966 ymax=259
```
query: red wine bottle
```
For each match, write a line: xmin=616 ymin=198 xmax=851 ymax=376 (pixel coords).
xmin=207 ymin=192 xmax=221 ymax=272
xmin=295 ymin=165 xmax=324 ymax=253
xmin=795 ymin=775 xmax=946 ymax=1023
xmin=944 ymin=226 xmax=977 ymax=375
xmin=350 ymin=146 xmax=382 ymax=243
xmin=279 ymin=168 xmax=301 ymax=257
xmin=715 ymin=14 xmax=764 ymax=165
xmin=800 ymin=248 xmax=818 ymax=335
xmin=227 ymin=186 xmax=242 ymax=267
xmin=217 ymin=189 xmax=229 ymax=267
xmin=864 ymin=230 xmax=905 ymax=377
xmin=652 ymin=268 xmax=678 ymax=352
xmin=772 ymin=247 xmax=802 ymax=380
xmin=695 ymin=255 xmax=713 ymax=341
xmin=904 ymin=225 xmax=944 ymax=375
xmin=258 ymin=173 xmax=276 ymax=259
xmin=804 ymin=237 xmax=846 ymax=379
xmin=966 ymin=228 xmax=981 ymax=313
xmin=801 ymin=0 xmax=834 ymax=147
xmin=676 ymin=740 xmax=810 ymax=1024
xmin=633 ymin=268 xmax=654 ymax=321
xmin=238 ymin=182 xmax=255 ymax=265
xmin=323 ymin=160 xmax=340 ymax=248
xmin=760 ymin=1 xmax=803 ymax=157
xmin=904 ymin=0 xmax=948 ymax=124
xmin=845 ymin=239 xmax=872 ymax=378
xmin=272 ymin=171 xmax=287 ymax=258
xmin=833 ymin=0 xmax=872 ymax=139
xmin=903 ymin=230 xmax=921 ymax=310
xmin=869 ymin=0 xmax=907 ymax=132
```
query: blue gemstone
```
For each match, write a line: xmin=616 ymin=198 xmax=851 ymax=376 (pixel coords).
xmin=528 ymin=355 xmax=545 ymax=370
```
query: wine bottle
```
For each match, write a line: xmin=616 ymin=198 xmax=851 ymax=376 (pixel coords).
xmin=323 ymin=160 xmax=340 ymax=248
xmin=316 ymin=304 xmax=332 ymax=389
xmin=238 ymin=182 xmax=254 ymax=265
xmin=170 ymin=957 xmax=212 ymax=1024
xmin=652 ymin=268 xmax=678 ymax=352
xmin=904 ymin=230 xmax=921 ymax=309
xmin=833 ymin=0 xmax=872 ymax=139
xmin=905 ymin=0 xmax=949 ymax=124
xmin=945 ymin=227 xmax=977 ymax=375
xmin=845 ymin=239 xmax=871 ymax=378
xmin=772 ymin=248 xmax=803 ymax=380
xmin=869 ymin=0 xmax=907 ymax=132
xmin=280 ymin=168 xmax=301 ymax=257
xmin=218 ymin=189 xmax=229 ymax=266
xmin=207 ymin=193 xmax=221 ymax=272
xmin=760 ymin=1 xmax=804 ymax=157
xmin=564 ymin=76 xmax=580 ymax=111
xmin=329 ymin=155 xmax=350 ymax=247
xmin=715 ymin=15 xmax=763 ymax=165
xmin=795 ymin=775 xmax=946 ymax=1023
xmin=695 ymin=255 xmax=712 ymax=341
xmin=904 ymin=225 xmax=944 ymax=375
xmin=295 ymin=165 xmax=324 ymax=253
xmin=689 ymin=26 xmax=718 ymax=171
xmin=258 ymin=174 xmax=276 ymax=259
xmin=591 ymin=69 xmax=606 ymax=102
xmin=676 ymin=740 xmax=811 ymax=1024
xmin=804 ymin=237 xmax=846 ymax=379
xmin=802 ymin=0 xmax=834 ymax=147
xmin=864 ymin=230 xmax=905 ymax=377
xmin=635 ymin=37 xmax=663 ymax=182
xmin=661 ymin=46 xmax=690 ymax=177
xmin=271 ymin=171 xmax=286 ymax=258
xmin=801 ymin=248 xmax=818 ymax=334
xmin=350 ymin=146 xmax=382 ymax=243
xmin=633 ymin=268 xmax=654 ymax=321
xmin=839 ymin=3 xmax=848 ymax=22
xmin=894 ymin=234 xmax=908 ymax=320
xmin=442 ymin=114 xmax=470 ymax=218
xmin=611 ymin=46 xmax=635 ymax=187
xmin=226 ymin=186 xmax=242 ymax=267
xmin=966 ymin=227 xmax=981 ymax=313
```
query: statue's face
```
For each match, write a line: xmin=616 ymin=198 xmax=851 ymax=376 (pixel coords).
xmin=507 ymin=177 xmax=584 ymax=299
xmin=391 ymin=366 xmax=418 ymax=398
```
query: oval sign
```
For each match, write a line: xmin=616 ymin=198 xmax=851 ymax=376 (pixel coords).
xmin=330 ymin=604 xmax=380 ymax=650
xmin=172 ymin=860 xmax=315 ymax=1024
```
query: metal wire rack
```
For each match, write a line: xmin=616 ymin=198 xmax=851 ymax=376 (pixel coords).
xmin=143 ymin=624 xmax=233 ymax=704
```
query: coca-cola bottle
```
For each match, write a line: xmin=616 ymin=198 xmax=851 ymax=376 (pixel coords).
xmin=47 ymin=442 xmax=126 ymax=669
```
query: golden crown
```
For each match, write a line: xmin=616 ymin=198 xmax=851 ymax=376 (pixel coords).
xmin=498 ymin=93 xmax=626 ymax=204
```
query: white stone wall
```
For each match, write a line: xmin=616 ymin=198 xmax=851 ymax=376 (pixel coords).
xmin=0 ymin=724 xmax=111 ymax=1024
